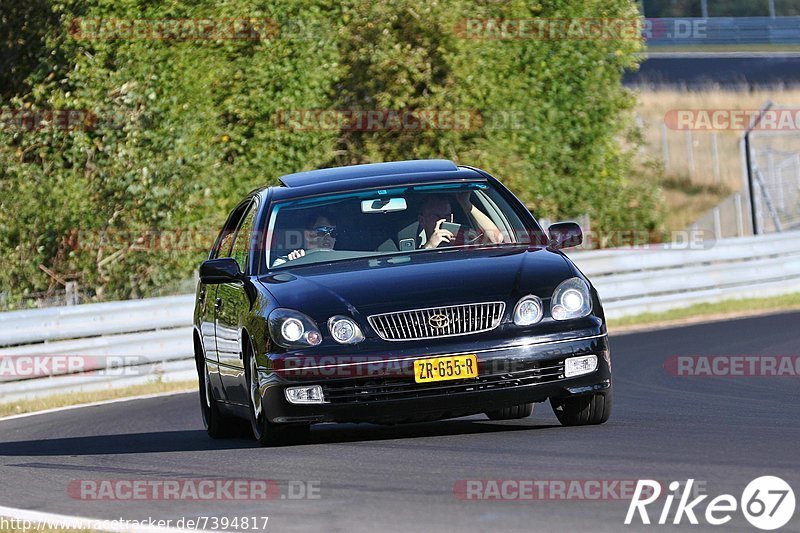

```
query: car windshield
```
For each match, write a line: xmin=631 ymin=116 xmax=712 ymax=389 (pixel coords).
xmin=265 ymin=181 xmax=539 ymax=269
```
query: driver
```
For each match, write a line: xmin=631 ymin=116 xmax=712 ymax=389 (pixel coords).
xmin=418 ymin=192 xmax=504 ymax=249
xmin=273 ymin=213 xmax=337 ymax=266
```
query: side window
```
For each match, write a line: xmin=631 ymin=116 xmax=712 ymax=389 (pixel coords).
xmin=230 ymin=202 xmax=258 ymax=272
xmin=211 ymin=201 xmax=250 ymax=259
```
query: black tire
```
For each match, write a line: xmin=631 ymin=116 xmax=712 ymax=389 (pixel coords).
xmin=197 ymin=352 xmax=241 ymax=438
xmin=550 ymin=388 xmax=613 ymax=426
xmin=485 ymin=402 xmax=534 ymax=420
xmin=244 ymin=340 xmax=310 ymax=447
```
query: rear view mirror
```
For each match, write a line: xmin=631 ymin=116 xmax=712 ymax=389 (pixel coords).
xmin=361 ymin=198 xmax=407 ymax=213
xmin=548 ymin=222 xmax=583 ymax=250
xmin=199 ymin=257 xmax=242 ymax=284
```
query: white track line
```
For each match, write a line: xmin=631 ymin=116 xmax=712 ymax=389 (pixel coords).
xmin=0 ymin=504 xmax=200 ymax=533
xmin=0 ymin=389 xmax=194 ymax=423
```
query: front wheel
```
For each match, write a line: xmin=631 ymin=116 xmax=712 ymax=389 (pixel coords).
xmin=550 ymin=388 xmax=612 ymax=426
xmin=245 ymin=341 xmax=310 ymax=446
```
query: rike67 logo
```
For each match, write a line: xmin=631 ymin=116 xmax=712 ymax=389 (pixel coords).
xmin=626 ymin=477 xmax=795 ymax=530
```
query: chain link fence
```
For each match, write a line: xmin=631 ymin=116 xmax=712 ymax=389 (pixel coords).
xmin=689 ymin=101 xmax=800 ymax=238
xmin=746 ymin=103 xmax=800 ymax=234
xmin=748 ymin=134 xmax=800 ymax=233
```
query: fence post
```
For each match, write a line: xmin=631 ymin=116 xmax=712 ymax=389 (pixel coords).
xmin=796 ymin=154 xmax=800 ymax=189
xmin=685 ymin=130 xmax=695 ymax=179
xmin=744 ymin=132 xmax=759 ymax=234
xmin=65 ymin=282 xmax=79 ymax=306
xmin=742 ymin=101 xmax=775 ymax=236
xmin=711 ymin=132 xmax=720 ymax=185
xmin=712 ymin=207 xmax=722 ymax=240
xmin=734 ymin=192 xmax=745 ymax=237
xmin=660 ymin=122 xmax=670 ymax=171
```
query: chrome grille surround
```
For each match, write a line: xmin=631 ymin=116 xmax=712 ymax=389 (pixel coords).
xmin=367 ymin=302 xmax=505 ymax=341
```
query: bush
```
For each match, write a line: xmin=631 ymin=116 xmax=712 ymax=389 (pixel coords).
xmin=0 ymin=0 xmax=341 ymax=304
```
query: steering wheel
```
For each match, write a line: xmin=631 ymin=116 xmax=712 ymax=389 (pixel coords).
xmin=463 ymin=229 xmax=485 ymax=245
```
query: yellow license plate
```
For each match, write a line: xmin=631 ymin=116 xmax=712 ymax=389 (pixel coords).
xmin=414 ymin=354 xmax=478 ymax=383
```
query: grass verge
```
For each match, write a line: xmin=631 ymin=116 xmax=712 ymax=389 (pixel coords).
xmin=608 ymin=292 xmax=800 ymax=330
xmin=0 ymin=379 xmax=196 ymax=419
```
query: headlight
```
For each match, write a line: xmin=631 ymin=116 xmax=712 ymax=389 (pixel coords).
xmin=268 ymin=308 xmax=322 ymax=348
xmin=551 ymin=277 xmax=592 ymax=320
xmin=281 ymin=318 xmax=304 ymax=342
xmin=513 ymin=295 xmax=544 ymax=326
xmin=328 ymin=316 xmax=365 ymax=344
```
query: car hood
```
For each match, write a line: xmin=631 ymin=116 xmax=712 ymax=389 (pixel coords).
xmin=259 ymin=247 xmax=575 ymax=320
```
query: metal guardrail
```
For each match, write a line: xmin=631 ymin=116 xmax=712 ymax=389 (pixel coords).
xmin=1 ymin=230 xmax=799 ymax=403
xmin=0 ymin=294 xmax=194 ymax=346
xmin=646 ymin=17 xmax=800 ymax=47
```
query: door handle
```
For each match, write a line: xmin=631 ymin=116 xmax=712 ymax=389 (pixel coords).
xmin=214 ymin=297 xmax=223 ymax=310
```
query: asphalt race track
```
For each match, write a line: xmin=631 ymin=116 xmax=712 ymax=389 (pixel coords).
xmin=1 ymin=311 xmax=799 ymax=532
xmin=624 ymin=55 xmax=800 ymax=88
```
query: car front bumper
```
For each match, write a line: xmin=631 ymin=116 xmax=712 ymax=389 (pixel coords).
xmin=260 ymin=330 xmax=612 ymax=424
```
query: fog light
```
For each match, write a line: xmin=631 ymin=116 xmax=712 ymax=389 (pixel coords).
xmin=564 ymin=355 xmax=598 ymax=378
xmin=285 ymin=385 xmax=325 ymax=404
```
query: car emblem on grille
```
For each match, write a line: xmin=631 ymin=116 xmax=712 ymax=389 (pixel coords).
xmin=429 ymin=314 xmax=449 ymax=329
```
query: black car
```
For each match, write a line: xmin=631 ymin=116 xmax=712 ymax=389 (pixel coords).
xmin=193 ymin=159 xmax=612 ymax=445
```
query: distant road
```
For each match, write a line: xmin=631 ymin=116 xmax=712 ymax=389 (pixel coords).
xmin=625 ymin=54 xmax=800 ymax=88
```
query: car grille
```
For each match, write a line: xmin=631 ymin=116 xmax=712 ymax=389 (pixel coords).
xmin=321 ymin=361 xmax=565 ymax=404
xmin=368 ymin=302 xmax=505 ymax=341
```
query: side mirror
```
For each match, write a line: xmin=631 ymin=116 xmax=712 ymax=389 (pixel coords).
xmin=199 ymin=257 xmax=242 ymax=284
xmin=547 ymin=222 xmax=583 ymax=250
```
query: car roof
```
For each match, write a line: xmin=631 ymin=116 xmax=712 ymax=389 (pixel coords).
xmin=252 ymin=160 xmax=490 ymax=202
xmin=279 ymin=159 xmax=458 ymax=188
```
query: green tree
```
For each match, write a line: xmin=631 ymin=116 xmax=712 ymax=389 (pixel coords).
xmin=332 ymin=0 xmax=662 ymax=234
xmin=0 ymin=0 xmax=341 ymax=305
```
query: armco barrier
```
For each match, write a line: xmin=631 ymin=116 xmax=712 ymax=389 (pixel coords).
xmin=1 ymin=231 xmax=799 ymax=403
